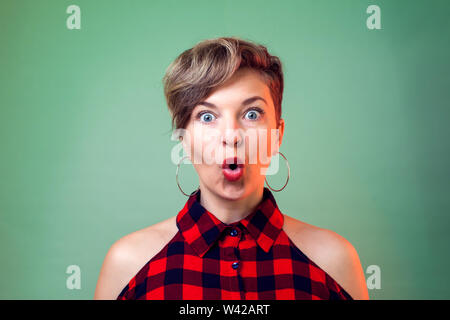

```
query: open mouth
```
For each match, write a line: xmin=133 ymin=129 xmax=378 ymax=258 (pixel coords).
xmin=222 ymin=157 xmax=244 ymax=181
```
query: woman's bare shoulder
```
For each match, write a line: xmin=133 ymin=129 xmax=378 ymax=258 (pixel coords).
xmin=115 ymin=215 xmax=179 ymax=260
xmin=282 ymin=214 xmax=369 ymax=299
xmin=94 ymin=215 xmax=179 ymax=300
xmin=282 ymin=214 xmax=352 ymax=263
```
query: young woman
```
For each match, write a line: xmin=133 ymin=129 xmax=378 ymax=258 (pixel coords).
xmin=94 ymin=37 xmax=369 ymax=300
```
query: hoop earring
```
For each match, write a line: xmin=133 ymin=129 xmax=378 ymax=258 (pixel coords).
xmin=176 ymin=155 xmax=200 ymax=197
xmin=264 ymin=151 xmax=290 ymax=192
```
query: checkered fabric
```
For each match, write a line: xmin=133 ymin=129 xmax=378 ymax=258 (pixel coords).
xmin=117 ymin=187 xmax=353 ymax=300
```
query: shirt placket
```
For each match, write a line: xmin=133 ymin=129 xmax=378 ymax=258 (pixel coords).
xmin=221 ymin=225 xmax=244 ymax=299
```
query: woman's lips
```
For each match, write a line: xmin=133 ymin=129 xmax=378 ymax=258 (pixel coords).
xmin=222 ymin=166 xmax=244 ymax=182
xmin=222 ymin=157 xmax=244 ymax=182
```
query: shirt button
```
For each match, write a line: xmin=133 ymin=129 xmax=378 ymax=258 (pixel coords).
xmin=229 ymin=229 xmax=238 ymax=237
xmin=231 ymin=261 xmax=239 ymax=269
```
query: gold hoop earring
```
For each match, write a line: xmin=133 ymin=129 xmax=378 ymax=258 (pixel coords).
xmin=264 ymin=151 xmax=290 ymax=192
xmin=176 ymin=155 xmax=200 ymax=197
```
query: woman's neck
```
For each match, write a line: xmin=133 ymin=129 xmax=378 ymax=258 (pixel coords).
xmin=198 ymin=184 xmax=264 ymax=225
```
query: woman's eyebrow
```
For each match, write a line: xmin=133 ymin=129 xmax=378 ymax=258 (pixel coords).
xmin=197 ymin=96 xmax=267 ymax=109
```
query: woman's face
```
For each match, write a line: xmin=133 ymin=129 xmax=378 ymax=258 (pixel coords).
xmin=181 ymin=67 xmax=285 ymax=200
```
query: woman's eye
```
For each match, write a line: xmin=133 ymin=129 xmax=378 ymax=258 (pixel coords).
xmin=198 ymin=112 xmax=216 ymax=123
xmin=244 ymin=108 xmax=263 ymax=120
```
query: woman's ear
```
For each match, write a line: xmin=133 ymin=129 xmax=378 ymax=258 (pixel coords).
xmin=271 ymin=118 xmax=285 ymax=156
xmin=180 ymin=134 xmax=192 ymax=161
xmin=277 ymin=118 xmax=285 ymax=148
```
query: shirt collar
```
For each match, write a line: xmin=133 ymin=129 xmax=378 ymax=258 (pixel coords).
xmin=176 ymin=187 xmax=284 ymax=258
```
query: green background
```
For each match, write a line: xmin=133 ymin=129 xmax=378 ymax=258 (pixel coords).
xmin=1 ymin=0 xmax=449 ymax=299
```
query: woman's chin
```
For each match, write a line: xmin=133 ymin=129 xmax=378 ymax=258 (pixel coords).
xmin=219 ymin=182 xmax=247 ymax=199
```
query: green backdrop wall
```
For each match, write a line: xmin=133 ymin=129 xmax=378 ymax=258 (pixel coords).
xmin=1 ymin=0 xmax=449 ymax=299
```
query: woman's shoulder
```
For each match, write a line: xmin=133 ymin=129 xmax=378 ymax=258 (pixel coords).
xmin=113 ymin=215 xmax=179 ymax=262
xmin=283 ymin=214 xmax=352 ymax=252
xmin=94 ymin=216 xmax=179 ymax=299
xmin=117 ymin=215 xmax=179 ymax=252
xmin=282 ymin=214 xmax=369 ymax=299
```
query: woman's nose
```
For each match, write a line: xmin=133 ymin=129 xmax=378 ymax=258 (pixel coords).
xmin=221 ymin=116 xmax=243 ymax=147
xmin=223 ymin=131 xmax=242 ymax=147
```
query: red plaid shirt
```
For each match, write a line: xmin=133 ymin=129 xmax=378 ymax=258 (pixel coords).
xmin=117 ymin=187 xmax=353 ymax=300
